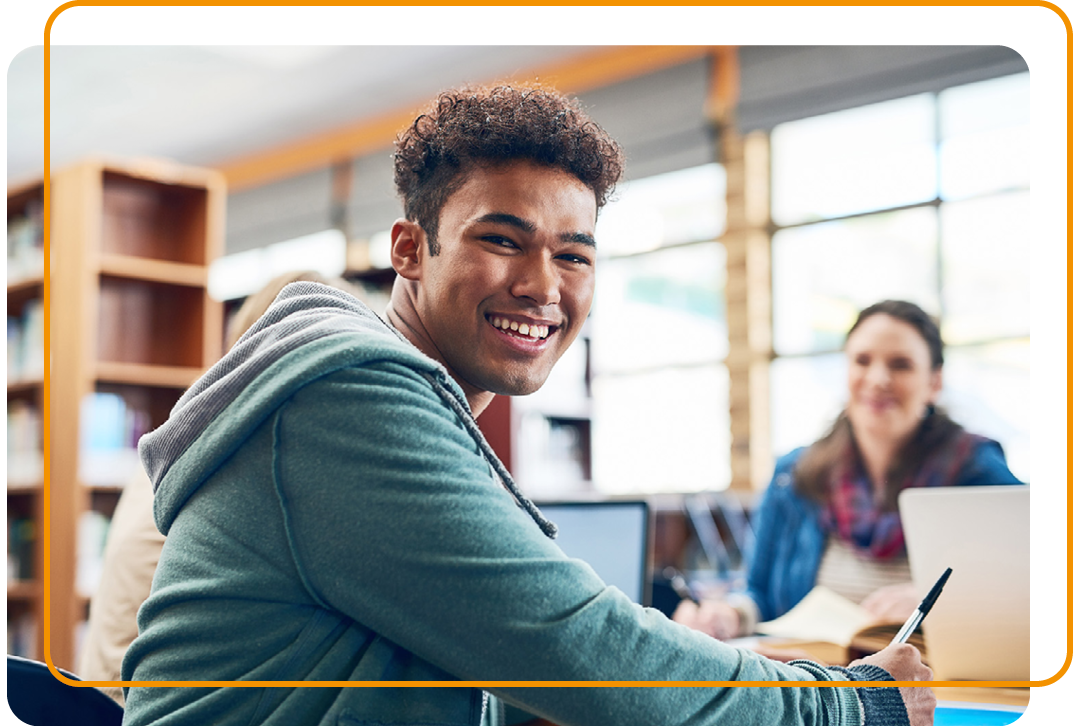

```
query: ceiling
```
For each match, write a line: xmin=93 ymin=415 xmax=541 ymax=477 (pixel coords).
xmin=6 ymin=45 xmax=593 ymax=188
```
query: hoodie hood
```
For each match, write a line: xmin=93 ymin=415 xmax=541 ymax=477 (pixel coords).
xmin=138 ymin=281 xmax=556 ymax=538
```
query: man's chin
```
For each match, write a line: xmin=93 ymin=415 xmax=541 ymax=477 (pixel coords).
xmin=487 ymin=379 xmax=546 ymax=398
xmin=475 ymin=369 xmax=550 ymax=398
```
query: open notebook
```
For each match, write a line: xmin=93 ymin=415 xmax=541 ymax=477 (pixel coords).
xmin=753 ymin=585 xmax=923 ymax=665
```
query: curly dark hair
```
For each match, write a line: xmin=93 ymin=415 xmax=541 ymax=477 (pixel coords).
xmin=393 ymin=83 xmax=625 ymax=255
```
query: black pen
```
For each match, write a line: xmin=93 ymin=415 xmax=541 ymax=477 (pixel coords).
xmin=663 ymin=567 xmax=699 ymax=605
xmin=891 ymin=567 xmax=952 ymax=645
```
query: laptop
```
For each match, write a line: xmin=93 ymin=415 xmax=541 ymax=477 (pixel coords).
xmin=898 ymin=485 xmax=1029 ymax=681
xmin=537 ymin=500 xmax=651 ymax=605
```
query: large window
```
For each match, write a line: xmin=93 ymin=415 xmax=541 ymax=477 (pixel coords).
xmin=769 ymin=73 xmax=1030 ymax=482
xmin=589 ymin=163 xmax=731 ymax=494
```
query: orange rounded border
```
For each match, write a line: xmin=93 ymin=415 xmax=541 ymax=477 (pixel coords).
xmin=39 ymin=0 xmax=1071 ymax=691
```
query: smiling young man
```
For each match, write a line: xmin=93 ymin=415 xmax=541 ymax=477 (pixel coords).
xmin=386 ymin=161 xmax=597 ymax=410
xmin=121 ymin=84 xmax=933 ymax=726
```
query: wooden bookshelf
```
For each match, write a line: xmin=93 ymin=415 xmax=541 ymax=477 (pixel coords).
xmin=36 ymin=157 xmax=225 ymax=671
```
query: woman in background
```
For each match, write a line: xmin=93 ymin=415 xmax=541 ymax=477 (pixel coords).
xmin=675 ymin=299 xmax=1023 ymax=640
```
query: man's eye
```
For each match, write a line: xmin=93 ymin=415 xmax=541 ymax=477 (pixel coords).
xmin=558 ymin=254 xmax=592 ymax=266
xmin=483 ymin=235 xmax=516 ymax=248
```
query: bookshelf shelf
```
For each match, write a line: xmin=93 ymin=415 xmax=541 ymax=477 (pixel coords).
xmin=7 ymin=379 xmax=45 ymax=395
xmin=6 ymin=582 xmax=41 ymax=601
xmin=94 ymin=361 xmax=204 ymax=389
xmin=84 ymin=484 xmax=128 ymax=495
xmin=6 ymin=274 xmax=44 ymax=298
xmin=98 ymin=253 xmax=209 ymax=287
xmin=5 ymin=481 xmax=43 ymax=494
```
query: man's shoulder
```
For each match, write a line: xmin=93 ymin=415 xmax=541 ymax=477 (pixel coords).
xmin=242 ymin=287 xmax=441 ymax=383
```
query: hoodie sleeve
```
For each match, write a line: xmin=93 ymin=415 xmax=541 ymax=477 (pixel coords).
xmin=270 ymin=362 xmax=903 ymax=726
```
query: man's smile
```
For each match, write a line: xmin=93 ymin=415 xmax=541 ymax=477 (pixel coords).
xmin=486 ymin=314 xmax=555 ymax=340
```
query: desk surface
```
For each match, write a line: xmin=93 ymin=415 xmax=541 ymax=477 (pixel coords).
xmin=518 ymin=687 xmax=1028 ymax=726
xmin=932 ymin=686 xmax=1029 ymax=708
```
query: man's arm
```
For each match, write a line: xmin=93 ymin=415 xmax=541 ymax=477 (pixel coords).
xmin=276 ymin=363 xmax=927 ymax=725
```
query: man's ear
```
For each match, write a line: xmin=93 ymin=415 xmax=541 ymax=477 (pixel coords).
xmin=390 ymin=219 xmax=425 ymax=281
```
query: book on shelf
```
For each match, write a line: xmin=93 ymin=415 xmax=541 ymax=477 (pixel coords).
xmin=78 ymin=392 xmax=151 ymax=487
xmin=6 ymin=197 xmax=45 ymax=282
xmin=7 ymin=297 xmax=44 ymax=383
xmin=6 ymin=400 xmax=43 ymax=487
xmin=754 ymin=585 xmax=926 ymax=665
xmin=7 ymin=515 xmax=36 ymax=582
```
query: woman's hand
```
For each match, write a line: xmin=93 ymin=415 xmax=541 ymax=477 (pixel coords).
xmin=860 ymin=582 xmax=921 ymax=623
xmin=672 ymin=599 xmax=741 ymax=640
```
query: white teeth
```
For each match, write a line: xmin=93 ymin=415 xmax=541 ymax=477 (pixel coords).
xmin=490 ymin=316 xmax=549 ymax=339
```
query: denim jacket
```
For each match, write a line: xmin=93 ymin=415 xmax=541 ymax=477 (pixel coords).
xmin=745 ymin=440 xmax=1023 ymax=623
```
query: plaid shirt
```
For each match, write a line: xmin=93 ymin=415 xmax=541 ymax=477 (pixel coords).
xmin=822 ymin=432 xmax=982 ymax=559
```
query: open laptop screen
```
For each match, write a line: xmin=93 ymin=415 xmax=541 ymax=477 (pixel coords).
xmin=899 ymin=485 xmax=1029 ymax=681
xmin=537 ymin=500 xmax=651 ymax=606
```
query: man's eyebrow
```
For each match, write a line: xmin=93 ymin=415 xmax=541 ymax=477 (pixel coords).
xmin=561 ymin=231 xmax=596 ymax=248
xmin=475 ymin=212 xmax=596 ymax=248
xmin=474 ymin=212 xmax=536 ymax=233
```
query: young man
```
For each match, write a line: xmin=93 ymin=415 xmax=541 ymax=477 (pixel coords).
xmin=121 ymin=84 xmax=934 ymax=726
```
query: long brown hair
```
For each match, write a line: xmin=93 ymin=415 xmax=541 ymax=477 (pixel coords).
xmin=792 ymin=300 xmax=964 ymax=511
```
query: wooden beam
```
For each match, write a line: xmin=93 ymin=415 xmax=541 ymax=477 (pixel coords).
xmin=218 ymin=45 xmax=715 ymax=191
xmin=529 ymin=44 xmax=710 ymax=96
xmin=706 ymin=46 xmax=740 ymax=123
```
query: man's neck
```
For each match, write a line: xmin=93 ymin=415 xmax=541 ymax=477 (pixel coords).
xmin=385 ymin=278 xmax=495 ymax=416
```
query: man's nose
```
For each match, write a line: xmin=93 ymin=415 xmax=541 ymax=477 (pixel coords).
xmin=510 ymin=255 xmax=560 ymax=307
